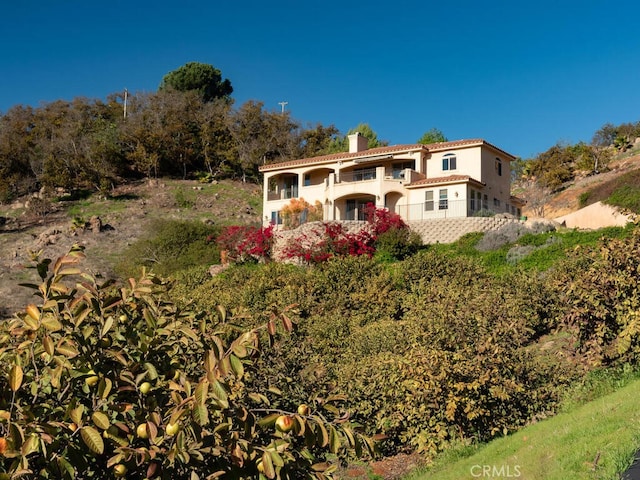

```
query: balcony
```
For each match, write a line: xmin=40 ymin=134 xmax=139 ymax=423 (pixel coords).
xmin=395 ymin=199 xmax=521 ymax=222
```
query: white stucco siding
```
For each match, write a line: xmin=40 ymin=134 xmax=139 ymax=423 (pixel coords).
xmin=425 ymin=146 xmax=483 ymax=179
xmin=480 ymin=148 xmax=512 ymax=205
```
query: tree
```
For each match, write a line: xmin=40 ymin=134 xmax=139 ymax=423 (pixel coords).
xmin=159 ymin=62 xmax=233 ymax=102
xmin=227 ymin=101 xmax=300 ymax=182
xmin=592 ymin=122 xmax=617 ymax=147
xmin=417 ymin=128 xmax=448 ymax=144
xmin=296 ymin=123 xmax=340 ymax=157
xmin=325 ymin=123 xmax=387 ymax=153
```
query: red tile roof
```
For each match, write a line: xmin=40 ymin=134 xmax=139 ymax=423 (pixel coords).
xmin=258 ymin=138 xmax=515 ymax=172
xmin=406 ymin=174 xmax=485 ymax=188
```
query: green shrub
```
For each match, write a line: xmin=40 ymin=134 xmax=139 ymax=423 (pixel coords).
xmin=553 ymin=225 xmax=640 ymax=366
xmin=374 ymin=228 xmax=423 ymax=261
xmin=116 ymin=219 xmax=220 ymax=278
xmin=605 ymin=184 xmax=640 ymax=214
xmin=0 ymin=246 xmax=371 ymax=479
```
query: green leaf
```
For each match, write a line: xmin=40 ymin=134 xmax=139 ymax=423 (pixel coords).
xmin=57 ymin=456 xmax=76 ymax=479
xmin=261 ymin=451 xmax=276 ymax=479
xmin=70 ymin=405 xmax=84 ymax=426
xmin=210 ymin=380 xmax=228 ymax=403
xmin=21 ymin=434 xmax=40 ymax=456
xmin=230 ymin=354 xmax=244 ymax=378
xmin=9 ymin=364 xmax=23 ymax=392
xmin=257 ymin=413 xmax=280 ymax=428
xmin=41 ymin=316 xmax=63 ymax=332
xmin=101 ymin=315 xmax=114 ymax=337
xmin=328 ymin=425 xmax=341 ymax=454
xmin=98 ymin=378 xmax=113 ymax=400
xmin=81 ymin=426 xmax=104 ymax=455
xmin=195 ymin=379 xmax=209 ymax=405
xmin=91 ymin=412 xmax=110 ymax=430
xmin=144 ymin=362 xmax=158 ymax=381
xmin=56 ymin=340 xmax=79 ymax=358
xmin=192 ymin=404 xmax=209 ymax=426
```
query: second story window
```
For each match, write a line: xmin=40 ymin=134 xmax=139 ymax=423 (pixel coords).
xmin=495 ymin=158 xmax=502 ymax=176
xmin=303 ymin=173 xmax=311 ymax=186
xmin=392 ymin=161 xmax=415 ymax=179
xmin=442 ymin=153 xmax=457 ymax=171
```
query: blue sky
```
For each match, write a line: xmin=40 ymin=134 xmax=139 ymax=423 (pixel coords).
xmin=2 ymin=1 xmax=639 ymax=159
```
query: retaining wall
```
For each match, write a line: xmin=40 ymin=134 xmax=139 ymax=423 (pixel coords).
xmin=407 ymin=217 xmax=524 ymax=244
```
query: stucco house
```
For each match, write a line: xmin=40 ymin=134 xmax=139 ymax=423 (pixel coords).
xmin=259 ymin=133 xmax=523 ymax=226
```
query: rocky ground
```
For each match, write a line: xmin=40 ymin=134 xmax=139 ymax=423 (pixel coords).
xmin=0 ymin=179 xmax=261 ymax=318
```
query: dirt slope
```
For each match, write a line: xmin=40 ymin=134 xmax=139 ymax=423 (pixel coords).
xmin=0 ymin=179 xmax=262 ymax=319
xmin=523 ymin=151 xmax=640 ymax=219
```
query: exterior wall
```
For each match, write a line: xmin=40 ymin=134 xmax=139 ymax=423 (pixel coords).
xmin=261 ymin=141 xmax=518 ymax=225
xmin=425 ymin=146 xmax=482 ymax=180
xmin=403 ymin=183 xmax=470 ymax=220
xmin=480 ymin=148 xmax=512 ymax=210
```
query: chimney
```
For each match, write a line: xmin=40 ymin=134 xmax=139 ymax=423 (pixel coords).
xmin=348 ymin=132 xmax=368 ymax=153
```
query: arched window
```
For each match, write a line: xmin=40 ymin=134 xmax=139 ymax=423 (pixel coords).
xmin=442 ymin=153 xmax=457 ymax=171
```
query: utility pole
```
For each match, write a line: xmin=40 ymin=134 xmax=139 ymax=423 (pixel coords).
xmin=123 ymin=88 xmax=128 ymax=119
xmin=278 ymin=101 xmax=288 ymax=114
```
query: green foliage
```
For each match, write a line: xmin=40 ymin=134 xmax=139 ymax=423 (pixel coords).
xmin=116 ymin=219 xmax=220 ymax=278
xmin=526 ymin=143 xmax=576 ymax=190
xmin=417 ymin=128 xmax=447 ymax=145
xmin=0 ymin=246 xmax=371 ymax=479
xmin=373 ymin=228 xmax=423 ymax=262
xmin=605 ymin=184 xmax=640 ymax=214
xmin=553 ymin=225 xmax=640 ymax=365
xmin=576 ymin=168 xmax=640 ymax=211
xmin=173 ymin=188 xmax=195 ymax=209
xmin=324 ymin=124 xmax=387 ymax=153
xmin=159 ymin=62 xmax=233 ymax=102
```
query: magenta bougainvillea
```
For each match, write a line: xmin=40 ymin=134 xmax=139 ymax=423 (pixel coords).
xmin=215 ymin=224 xmax=274 ymax=263
xmin=280 ymin=222 xmax=376 ymax=264
xmin=214 ymin=204 xmax=412 ymax=265
xmin=363 ymin=202 xmax=407 ymax=235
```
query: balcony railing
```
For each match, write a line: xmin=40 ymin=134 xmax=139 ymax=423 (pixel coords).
xmin=394 ymin=199 xmax=520 ymax=221
xmin=337 ymin=168 xmax=377 ymax=183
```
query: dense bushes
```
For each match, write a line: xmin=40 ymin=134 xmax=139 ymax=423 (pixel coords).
xmin=175 ymin=242 xmax=593 ymax=457
xmin=553 ymin=226 xmax=640 ymax=366
xmin=0 ymin=247 xmax=371 ymax=479
xmin=116 ymin=219 xmax=220 ymax=278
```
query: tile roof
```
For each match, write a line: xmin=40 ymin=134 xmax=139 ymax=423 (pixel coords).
xmin=406 ymin=174 xmax=485 ymax=188
xmin=258 ymin=138 xmax=515 ymax=172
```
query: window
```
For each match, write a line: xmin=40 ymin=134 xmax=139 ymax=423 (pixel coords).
xmin=442 ymin=153 xmax=457 ymax=171
xmin=483 ymin=194 xmax=488 ymax=210
xmin=270 ymin=211 xmax=282 ymax=225
xmin=439 ymin=189 xmax=448 ymax=210
xmin=470 ymin=189 xmax=477 ymax=211
xmin=425 ymin=191 xmax=434 ymax=211
xmin=303 ymin=173 xmax=311 ymax=186
xmin=283 ymin=175 xmax=298 ymax=199
xmin=353 ymin=167 xmax=376 ymax=181
xmin=392 ymin=161 xmax=415 ymax=179
xmin=495 ymin=158 xmax=502 ymax=176
xmin=493 ymin=198 xmax=500 ymax=208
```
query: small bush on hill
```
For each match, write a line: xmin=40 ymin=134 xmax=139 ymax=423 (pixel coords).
xmin=116 ymin=219 xmax=220 ymax=278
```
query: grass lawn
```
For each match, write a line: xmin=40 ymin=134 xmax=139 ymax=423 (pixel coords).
xmin=410 ymin=377 xmax=640 ymax=480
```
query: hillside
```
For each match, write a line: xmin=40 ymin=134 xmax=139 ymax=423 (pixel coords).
xmin=3 ymin=146 xmax=640 ymax=318
xmin=523 ymin=148 xmax=640 ymax=220
xmin=0 ymin=179 xmax=262 ymax=318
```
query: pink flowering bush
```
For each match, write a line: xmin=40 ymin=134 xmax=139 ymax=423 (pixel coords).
xmin=215 ymin=224 xmax=274 ymax=263
xmin=281 ymin=222 xmax=376 ymax=264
